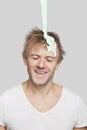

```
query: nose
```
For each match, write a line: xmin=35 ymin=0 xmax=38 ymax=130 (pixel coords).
xmin=37 ymin=58 xmax=45 ymax=68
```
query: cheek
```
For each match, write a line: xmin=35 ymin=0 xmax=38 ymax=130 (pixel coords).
xmin=46 ymin=62 xmax=58 ymax=71
xmin=26 ymin=59 xmax=38 ymax=69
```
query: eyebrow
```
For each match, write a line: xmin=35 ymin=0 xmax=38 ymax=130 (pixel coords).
xmin=46 ymin=56 xmax=56 ymax=59
xmin=30 ymin=54 xmax=40 ymax=57
xmin=30 ymin=54 xmax=56 ymax=59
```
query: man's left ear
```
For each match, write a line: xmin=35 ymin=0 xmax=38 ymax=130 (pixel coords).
xmin=56 ymin=62 xmax=61 ymax=70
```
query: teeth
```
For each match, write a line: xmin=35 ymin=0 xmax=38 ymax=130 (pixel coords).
xmin=35 ymin=70 xmax=46 ymax=74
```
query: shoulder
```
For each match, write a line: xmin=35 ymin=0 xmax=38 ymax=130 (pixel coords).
xmin=63 ymin=87 xmax=83 ymax=109
xmin=0 ymin=84 xmax=21 ymax=103
xmin=63 ymin=88 xmax=87 ymax=128
xmin=64 ymin=87 xmax=81 ymax=100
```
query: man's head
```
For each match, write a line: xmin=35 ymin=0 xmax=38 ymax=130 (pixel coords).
xmin=22 ymin=27 xmax=65 ymax=63
xmin=22 ymin=27 xmax=65 ymax=86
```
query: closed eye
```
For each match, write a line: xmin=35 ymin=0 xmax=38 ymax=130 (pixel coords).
xmin=46 ymin=58 xmax=54 ymax=62
xmin=30 ymin=55 xmax=39 ymax=60
xmin=32 ymin=57 xmax=39 ymax=60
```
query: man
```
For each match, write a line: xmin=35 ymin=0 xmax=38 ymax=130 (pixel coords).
xmin=0 ymin=28 xmax=87 ymax=130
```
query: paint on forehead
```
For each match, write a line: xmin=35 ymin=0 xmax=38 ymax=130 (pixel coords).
xmin=28 ymin=42 xmax=59 ymax=57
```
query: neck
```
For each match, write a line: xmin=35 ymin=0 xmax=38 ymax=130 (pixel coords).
xmin=22 ymin=79 xmax=55 ymax=97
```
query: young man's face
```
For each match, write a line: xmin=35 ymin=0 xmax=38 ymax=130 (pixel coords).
xmin=23 ymin=42 xmax=60 ymax=86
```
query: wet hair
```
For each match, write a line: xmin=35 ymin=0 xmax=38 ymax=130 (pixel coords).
xmin=22 ymin=27 xmax=65 ymax=62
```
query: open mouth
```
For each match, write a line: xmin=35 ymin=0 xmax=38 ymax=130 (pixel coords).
xmin=35 ymin=70 xmax=47 ymax=74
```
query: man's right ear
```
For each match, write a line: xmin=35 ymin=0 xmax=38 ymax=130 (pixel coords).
xmin=22 ymin=55 xmax=27 ymax=65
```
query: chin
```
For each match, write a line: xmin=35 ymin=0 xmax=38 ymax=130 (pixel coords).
xmin=32 ymin=79 xmax=48 ymax=86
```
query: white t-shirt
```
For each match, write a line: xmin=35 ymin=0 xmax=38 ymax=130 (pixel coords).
xmin=0 ymin=84 xmax=87 ymax=130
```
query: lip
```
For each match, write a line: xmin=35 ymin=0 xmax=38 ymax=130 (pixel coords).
xmin=34 ymin=70 xmax=47 ymax=80
xmin=35 ymin=70 xmax=47 ymax=74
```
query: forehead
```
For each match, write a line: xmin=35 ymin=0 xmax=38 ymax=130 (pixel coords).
xmin=28 ymin=42 xmax=59 ymax=57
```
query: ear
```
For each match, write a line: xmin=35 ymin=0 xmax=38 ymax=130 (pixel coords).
xmin=22 ymin=55 xmax=27 ymax=66
xmin=55 ymin=64 xmax=59 ymax=70
xmin=56 ymin=62 xmax=61 ymax=70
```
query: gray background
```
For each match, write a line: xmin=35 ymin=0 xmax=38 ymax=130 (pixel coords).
xmin=0 ymin=0 xmax=87 ymax=105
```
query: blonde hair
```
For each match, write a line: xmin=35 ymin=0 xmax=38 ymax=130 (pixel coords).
xmin=22 ymin=27 xmax=65 ymax=62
